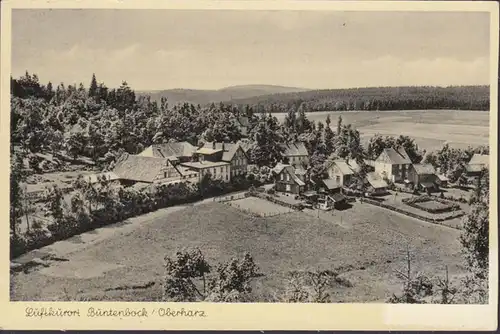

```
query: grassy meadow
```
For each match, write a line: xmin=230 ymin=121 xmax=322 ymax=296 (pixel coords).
xmin=274 ymin=110 xmax=490 ymax=152
xmin=11 ymin=201 xmax=467 ymax=302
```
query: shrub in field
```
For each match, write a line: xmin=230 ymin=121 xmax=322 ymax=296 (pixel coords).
xmin=163 ymin=248 xmax=260 ymax=302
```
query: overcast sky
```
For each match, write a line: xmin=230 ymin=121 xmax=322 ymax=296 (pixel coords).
xmin=11 ymin=9 xmax=491 ymax=90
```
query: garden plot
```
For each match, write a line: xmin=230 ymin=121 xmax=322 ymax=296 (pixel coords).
xmin=229 ymin=197 xmax=294 ymax=216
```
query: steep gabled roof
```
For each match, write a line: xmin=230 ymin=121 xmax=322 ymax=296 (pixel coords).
xmin=281 ymin=142 xmax=308 ymax=157
xmin=279 ymin=166 xmax=305 ymax=186
xmin=273 ymin=162 xmax=290 ymax=175
xmin=202 ymin=141 xmax=246 ymax=162
xmin=139 ymin=142 xmax=196 ymax=158
xmin=322 ymin=178 xmax=342 ymax=190
xmin=379 ymin=147 xmax=411 ymax=165
xmin=113 ymin=154 xmax=168 ymax=183
xmin=412 ymin=163 xmax=436 ymax=175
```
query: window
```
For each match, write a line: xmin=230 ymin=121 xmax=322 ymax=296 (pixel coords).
xmin=336 ymin=175 xmax=340 ymax=183
xmin=164 ymin=172 xmax=167 ymax=178
xmin=286 ymin=173 xmax=290 ymax=181
xmin=280 ymin=173 xmax=284 ymax=181
xmin=221 ymin=167 xmax=223 ymax=173
xmin=226 ymin=175 xmax=229 ymax=181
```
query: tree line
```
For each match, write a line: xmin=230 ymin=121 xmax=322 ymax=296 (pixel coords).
xmin=228 ymin=85 xmax=490 ymax=113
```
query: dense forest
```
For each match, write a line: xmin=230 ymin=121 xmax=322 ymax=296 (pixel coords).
xmin=227 ymin=85 xmax=490 ymax=113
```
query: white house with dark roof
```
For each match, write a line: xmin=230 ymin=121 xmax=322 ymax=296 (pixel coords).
xmin=202 ymin=141 xmax=248 ymax=177
xmin=408 ymin=163 xmax=438 ymax=192
xmin=280 ymin=141 xmax=309 ymax=167
xmin=325 ymin=159 xmax=360 ymax=187
xmin=275 ymin=165 xmax=306 ymax=194
xmin=374 ymin=147 xmax=412 ymax=183
xmin=180 ymin=160 xmax=231 ymax=183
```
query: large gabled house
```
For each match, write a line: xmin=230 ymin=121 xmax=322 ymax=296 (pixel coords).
xmin=113 ymin=153 xmax=198 ymax=187
xmin=201 ymin=141 xmax=248 ymax=177
xmin=465 ymin=153 xmax=489 ymax=177
xmin=325 ymin=159 xmax=360 ymax=187
xmin=275 ymin=165 xmax=306 ymax=194
xmin=374 ymin=147 xmax=412 ymax=183
xmin=138 ymin=141 xmax=197 ymax=163
xmin=280 ymin=141 xmax=309 ymax=168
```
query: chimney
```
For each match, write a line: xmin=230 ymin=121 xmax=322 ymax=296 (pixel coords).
xmin=212 ymin=142 xmax=216 ymax=150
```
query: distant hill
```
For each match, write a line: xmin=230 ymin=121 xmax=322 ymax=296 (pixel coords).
xmin=137 ymin=84 xmax=309 ymax=105
xmin=225 ymin=85 xmax=490 ymax=112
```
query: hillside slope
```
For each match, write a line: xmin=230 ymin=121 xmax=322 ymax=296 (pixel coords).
xmin=137 ymin=84 xmax=309 ymax=105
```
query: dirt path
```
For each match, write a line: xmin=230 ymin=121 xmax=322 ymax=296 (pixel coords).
xmin=12 ymin=192 xmax=247 ymax=264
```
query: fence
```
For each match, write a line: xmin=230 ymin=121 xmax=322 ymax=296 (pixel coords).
xmin=246 ymin=191 xmax=303 ymax=210
xmin=362 ymin=197 xmax=463 ymax=230
xmin=213 ymin=192 xmax=248 ymax=203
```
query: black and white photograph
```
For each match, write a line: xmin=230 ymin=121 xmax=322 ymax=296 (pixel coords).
xmin=6 ymin=2 xmax=495 ymax=313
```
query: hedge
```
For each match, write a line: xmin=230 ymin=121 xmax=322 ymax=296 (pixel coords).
xmin=362 ymin=197 xmax=463 ymax=230
xmin=11 ymin=176 xmax=261 ymax=259
xmin=402 ymin=195 xmax=461 ymax=214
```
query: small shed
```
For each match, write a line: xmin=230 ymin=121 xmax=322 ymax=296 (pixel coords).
xmin=436 ymin=174 xmax=449 ymax=188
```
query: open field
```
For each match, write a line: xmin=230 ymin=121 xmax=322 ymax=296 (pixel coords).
xmin=229 ymin=197 xmax=294 ymax=216
xmin=274 ymin=110 xmax=490 ymax=152
xmin=11 ymin=201 xmax=467 ymax=302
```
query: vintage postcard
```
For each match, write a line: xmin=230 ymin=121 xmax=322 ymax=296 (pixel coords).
xmin=1 ymin=0 xmax=498 ymax=330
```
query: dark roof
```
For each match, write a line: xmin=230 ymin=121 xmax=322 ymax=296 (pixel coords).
xmin=113 ymin=154 xmax=168 ymax=183
xmin=331 ymin=193 xmax=346 ymax=202
xmin=281 ymin=142 xmax=308 ymax=157
xmin=279 ymin=166 xmax=305 ymax=186
xmin=380 ymin=147 xmax=411 ymax=165
xmin=412 ymin=164 xmax=436 ymax=175
xmin=140 ymin=142 xmax=196 ymax=158
xmin=420 ymin=182 xmax=435 ymax=189
xmin=202 ymin=142 xmax=244 ymax=162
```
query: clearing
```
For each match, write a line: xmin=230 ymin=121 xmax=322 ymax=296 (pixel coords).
xmin=11 ymin=200 xmax=467 ymax=302
xmin=274 ymin=110 xmax=489 ymax=152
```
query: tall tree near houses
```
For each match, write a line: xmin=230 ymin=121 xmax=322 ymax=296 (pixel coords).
xmin=88 ymin=73 xmax=98 ymax=98
xmin=460 ymin=200 xmax=489 ymax=278
xmin=336 ymin=115 xmax=343 ymax=136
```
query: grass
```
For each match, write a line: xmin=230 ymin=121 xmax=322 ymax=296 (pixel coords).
xmin=274 ymin=110 xmax=489 ymax=152
xmin=11 ymin=201 xmax=468 ymax=302
xmin=415 ymin=200 xmax=455 ymax=211
xmin=229 ymin=197 xmax=294 ymax=216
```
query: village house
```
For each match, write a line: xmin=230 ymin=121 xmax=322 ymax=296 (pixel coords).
xmin=274 ymin=165 xmax=306 ymax=194
xmin=138 ymin=141 xmax=196 ymax=163
xmin=280 ymin=142 xmax=309 ymax=168
xmin=365 ymin=172 xmax=389 ymax=196
xmin=202 ymin=141 xmax=248 ymax=177
xmin=465 ymin=153 xmax=489 ymax=177
xmin=436 ymin=174 xmax=449 ymax=188
xmin=408 ymin=163 xmax=438 ymax=193
xmin=180 ymin=160 xmax=231 ymax=183
xmin=325 ymin=159 xmax=360 ymax=188
xmin=113 ymin=153 xmax=198 ymax=187
xmin=374 ymin=147 xmax=412 ymax=183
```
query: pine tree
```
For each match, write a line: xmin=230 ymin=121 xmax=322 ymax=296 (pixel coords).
xmin=89 ymin=73 xmax=98 ymax=97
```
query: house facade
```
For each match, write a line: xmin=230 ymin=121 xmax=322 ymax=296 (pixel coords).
xmin=326 ymin=159 xmax=359 ymax=187
xmin=275 ymin=166 xmax=305 ymax=194
xmin=281 ymin=142 xmax=309 ymax=168
xmin=408 ymin=163 xmax=438 ymax=192
xmin=374 ymin=147 xmax=412 ymax=183
xmin=180 ymin=160 xmax=231 ymax=183
xmin=202 ymin=141 xmax=248 ymax=177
